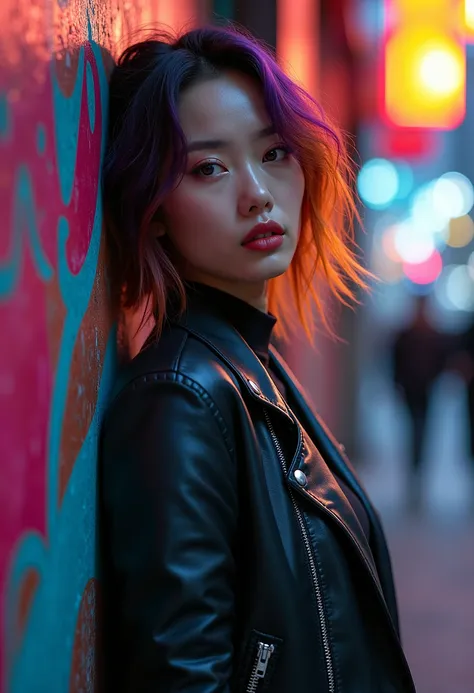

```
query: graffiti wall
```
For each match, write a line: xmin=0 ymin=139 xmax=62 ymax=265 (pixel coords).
xmin=0 ymin=1 xmax=206 ymax=691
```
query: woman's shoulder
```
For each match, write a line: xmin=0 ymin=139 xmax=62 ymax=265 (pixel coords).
xmin=107 ymin=324 xmax=242 ymax=419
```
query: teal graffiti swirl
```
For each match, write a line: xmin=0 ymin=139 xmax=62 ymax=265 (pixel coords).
xmin=0 ymin=166 xmax=54 ymax=299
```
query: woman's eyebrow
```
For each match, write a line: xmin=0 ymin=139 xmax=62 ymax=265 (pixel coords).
xmin=186 ymin=125 xmax=276 ymax=153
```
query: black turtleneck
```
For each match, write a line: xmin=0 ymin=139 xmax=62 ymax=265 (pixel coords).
xmin=173 ymin=282 xmax=371 ymax=541
xmin=185 ymin=281 xmax=277 ymax=364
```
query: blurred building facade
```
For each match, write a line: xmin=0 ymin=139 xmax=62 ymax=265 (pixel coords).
xmin=355 ymin=0 xmax=474 ymax=519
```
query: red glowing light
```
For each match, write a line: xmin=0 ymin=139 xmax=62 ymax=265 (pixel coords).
xmin=375 ymin=128 xmax=438 ymax=159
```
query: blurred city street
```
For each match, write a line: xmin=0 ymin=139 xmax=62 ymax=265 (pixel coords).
xmin=359 ymin=371 xmax=474 ymax=693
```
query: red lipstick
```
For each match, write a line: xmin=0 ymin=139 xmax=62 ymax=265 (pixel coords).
xmin=241 ymin=221 xmax=285 ymax=252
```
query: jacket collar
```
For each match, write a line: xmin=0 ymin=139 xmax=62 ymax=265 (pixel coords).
xmin=173 ymin=288 xmax=292 ymax=421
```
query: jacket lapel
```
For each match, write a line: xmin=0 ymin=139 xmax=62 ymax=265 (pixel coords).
xmin=269 ymin=347 xmax=401 ymax=631
xmin=173 ymin=297 xmax=401 ymax=626
xmin=287 ymin=436 xmax=383 ymax=590
xmin=269 ymin=347 xmax=370 ymax=505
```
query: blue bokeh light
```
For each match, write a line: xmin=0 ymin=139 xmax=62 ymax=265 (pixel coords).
xmin=358 ymin=158 xmax=400 ymax=210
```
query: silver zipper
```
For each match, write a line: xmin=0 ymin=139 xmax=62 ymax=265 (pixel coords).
xmin=246 ymin=641 xmax=275 ymax=693
xmin=263 ymin=409 xmax=335 ymax=693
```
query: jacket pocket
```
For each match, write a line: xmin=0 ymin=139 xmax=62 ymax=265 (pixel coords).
xmin=236 ymin=629 xmax=283 ymax=693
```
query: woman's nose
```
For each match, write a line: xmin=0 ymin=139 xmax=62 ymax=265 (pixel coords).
xmin=238 ymin=171 xmax=274 ymax=217
xmin=248 ymin=197 xmax=273 ymax=214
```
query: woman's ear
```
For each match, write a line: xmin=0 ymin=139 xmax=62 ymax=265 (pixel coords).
xmin=149 ymin=220 xmax=166 ymax=238
xmin=149 ymin=208 xmax=167 ymax=238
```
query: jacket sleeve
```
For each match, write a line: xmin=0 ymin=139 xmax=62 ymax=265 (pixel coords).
xmin=101 ymin=373 xmax=238 ymax=692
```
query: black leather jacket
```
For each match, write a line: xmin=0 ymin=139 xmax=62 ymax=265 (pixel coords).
xmin=100 ymin=292 xmax=416 ymax=693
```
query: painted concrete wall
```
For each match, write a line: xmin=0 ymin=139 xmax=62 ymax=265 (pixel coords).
xmin=0 ymin=2 xmax=206 ymax=691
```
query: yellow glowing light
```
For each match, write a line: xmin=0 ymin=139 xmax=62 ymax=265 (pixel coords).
xmin=466 ymin=0 xmax=474 ymax=30
xmin=395 ymin=0 xmax=452 ymax=15
xmin=446 ymin=215 xmax=474 ymax=247
xmin=465 ymin=0 xmax=474 ymax=42
xmin=385 ymin=26 xmax=466 ymax=128
xmin=419 ymin=48 xmax=464 ymax=96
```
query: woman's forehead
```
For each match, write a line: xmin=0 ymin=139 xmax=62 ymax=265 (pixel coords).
xmin=178 ymin=73 xmax=270 ymax=142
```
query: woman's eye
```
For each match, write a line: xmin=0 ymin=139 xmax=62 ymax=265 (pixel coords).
xmin=192 ymin=162 xmax=226 ymax=177
xmin=264 ymin=146 xmax=290 ymax=163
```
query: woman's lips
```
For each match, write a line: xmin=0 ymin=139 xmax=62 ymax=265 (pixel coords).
xmin=241 ymin=221 xmax=285 ymax=245
xmin=242 ymin=234 xmax=284 ymax=252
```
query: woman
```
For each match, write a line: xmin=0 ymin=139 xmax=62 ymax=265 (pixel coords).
xmin=101 ymin=25 xmax=415 ymax=693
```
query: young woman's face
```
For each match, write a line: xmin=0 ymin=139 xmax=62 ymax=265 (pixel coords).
xmin=159 ymin=71 xmax=305 ymax=306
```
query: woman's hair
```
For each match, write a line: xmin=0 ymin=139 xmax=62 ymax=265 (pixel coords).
xmin=103 ymin=24 xmax=370 ymax=342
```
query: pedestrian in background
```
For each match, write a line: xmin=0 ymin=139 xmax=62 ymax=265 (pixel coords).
xmin=391 ymin=296 xmax=449 ymax=511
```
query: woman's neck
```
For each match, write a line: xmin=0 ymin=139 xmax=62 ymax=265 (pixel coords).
xmin=184 ymin=275 xmax=268 ymax=313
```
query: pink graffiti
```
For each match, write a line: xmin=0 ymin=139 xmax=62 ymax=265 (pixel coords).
xmin=0 ymin=44 xmax=103 ymax=688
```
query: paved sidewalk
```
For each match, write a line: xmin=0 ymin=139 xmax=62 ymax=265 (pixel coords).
xmin=356 ymin=363 xmax=474 ymax=691
xmin=358 ymin=444 xmax=474 ymax=693
xmin=382 ymin=515 xmax=474 ymax=693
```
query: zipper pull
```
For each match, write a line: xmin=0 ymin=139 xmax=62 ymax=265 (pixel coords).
xmin=255 ymin=642 xmax=275 ymax=678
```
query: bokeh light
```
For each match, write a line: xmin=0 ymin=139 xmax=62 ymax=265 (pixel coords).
xmin=419 ymin=48 xmax=464 ymax=97
xmin=410 ymin=181 xmax=447 ymax=236
xmin=395 ymin=161 xmax=414 ymax=200
xmin=446 ymin=265 xmax=474 ymax=311
xmin=393 ymin=220 xmax=436 ymax=263
xmin=381 ymin=225 xmax=402 ymax=263
xmin=446 ymin=215 xmax=474 ymax=248
xmin=466 ymin=0 xmax=474 ymax=41
xmin=432 ymin=172 xmax=474 ymax=219
xmin=434 ymin=266 xmax=454 ymax=311
xmin=358 ymin=158 xmax=399 ymax=209
xmin=468 ymin=251 xmax=474 ymax=279
xmin=384 ymin=24 xmax=466 ymax=129
xmin=403 ymin=250 xmax=443 ymax=285
xmin=435 ymin=264 xmax=474 ymax=311
xmin=467 ymin=0 xmax=474 ymax=25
